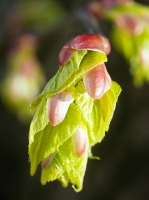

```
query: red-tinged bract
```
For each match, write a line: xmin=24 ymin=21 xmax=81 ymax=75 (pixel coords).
xmin=100 ymin=36 xmax=111 ymax=55
xmin=83 ymin=63 xmax=111 ymax=99
xmin=58 ymin=34 xmax=111 ymax=66
xmin=73 ymin=128 xmax=88 ymax=157
xmin=41 ymin=152 xmax=56 ymax=169
xmin=47 ymin=90 xmax=74 ymax=126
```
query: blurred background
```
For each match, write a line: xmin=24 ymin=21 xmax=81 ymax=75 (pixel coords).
xmin=0 ymin=0 xmax=149 ymax=199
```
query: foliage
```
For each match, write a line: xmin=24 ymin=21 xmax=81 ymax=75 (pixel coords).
xmin=1 ymin=0 xmax=149 ymax=193
xmin=29 ymin=34 xmax=121 ymax=191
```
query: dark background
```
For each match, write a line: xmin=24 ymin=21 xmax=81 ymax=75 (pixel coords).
xmin=1 ymin=0 xmax=149 ymax=199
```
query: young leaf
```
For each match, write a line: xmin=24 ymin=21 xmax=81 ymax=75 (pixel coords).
xmin=75 ymin=81 xmax=121 ymax=146
xmin=30 ymin=50 xmax=107 ymax=110
xmin=29 ymin=103 xmax=81 ymax=175
xmin=30 ymin=50 xmax=87 ymax=110
xmin=58 ymin=34 xmax=110 ymax=66
xmin=41 ymin=153 xmax=65 ymax=185
xmin=57 ymin=135 xmax=89 ymax=192
xmin=28 ymin=33 xmax=121 ymax=192
xmin=29 ymin=98 xmax=48 ymax=144
xmin=89 ymin=81 xmax=121 ymax=146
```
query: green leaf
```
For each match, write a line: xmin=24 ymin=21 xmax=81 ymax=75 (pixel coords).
xmin=41 ymin=135 xmax=88 ymax=192
xmin=30 ymin=50 xmax=107 ymax=110
xmin=29 ymin=103 xmax=81 ymax=175
xmin=30 ymin=50 xmax=87 ymax=110
xmin=28 ymin=46 xmax=120 ymax=191
xmin=58 ymin=136 xmax=88 ymax=192
xmin=29 ymin=98 xmax=49 ymax=144
xmin=67 ymin=50 xmax=107 ymax=87
xmin=75 ymin=81 xmax=121 ymax=146
xmin=89 ymin=81 xmax=121 ymax=146
xmin=41 ymin=153 xmax=65 ymax=185
xmin=29 ymin=79 xmax=121 ymax=189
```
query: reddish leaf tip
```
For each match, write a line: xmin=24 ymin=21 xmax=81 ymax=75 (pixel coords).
xmin=58 ymin=34 xmax=111 ymax=66
xmin=41 ymin=153 xmax=56 ymax=169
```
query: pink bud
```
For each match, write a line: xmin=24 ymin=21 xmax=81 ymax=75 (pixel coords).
xmin=47 ymin=90 xmax=74 ymax=126
xmin=83 ymin=63 xmax=111 ymax=99
xmin=73 ymin=128 xmax=88 ymax=157
xmin=41 ymin=152 xmax=56 ymax=169
xmin=115 ymin=14 xmax=143 ymax=36
xmin=58 ymin=34 xmax=111 ymax=66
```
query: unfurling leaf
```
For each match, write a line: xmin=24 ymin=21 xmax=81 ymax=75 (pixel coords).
xmin=58 ymin=34 xmax=110 ymax=66
xmin=29 ymin=34 xmax=121 ymax=191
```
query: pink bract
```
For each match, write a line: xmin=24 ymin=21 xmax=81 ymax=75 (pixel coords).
xmin=73 ymin=128 xmax=88 ymax=157
xmin=41 ymin=152 xmax=56 ymax=169
xmin=83 ymin=63 xmax=111 ymax=99
xmin=58 ymin=34 xmax=111 ymax=66
xmin=46 ymin=90 xmax=74 ymax=126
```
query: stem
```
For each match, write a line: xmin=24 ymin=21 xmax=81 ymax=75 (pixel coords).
xmin=38 ymin=9 xmax=101 ymax=51
xmin=75 ymin=9 xmax=101 ymax=34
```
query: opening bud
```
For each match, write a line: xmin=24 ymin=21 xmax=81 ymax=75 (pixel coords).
xmin=41 ymin=152 xmax=56 ymax=169
xmin=83 ymin=63 xmax=111 ymax=99
xmin=58 ymin=34 xmax=111 ymax=66
xmin=47 ymin=90 xmax=74 ymax=126
xmin=73 ymin=128 xmax=88 ymax=157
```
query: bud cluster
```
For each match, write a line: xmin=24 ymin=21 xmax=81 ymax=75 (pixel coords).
xmin=46 ymin=34 xmax=111 ymax=126
xmin=44 ymin=34 xmax=112 ymax=161
xmin=29 ymin=34 xmax=122 ymax=190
